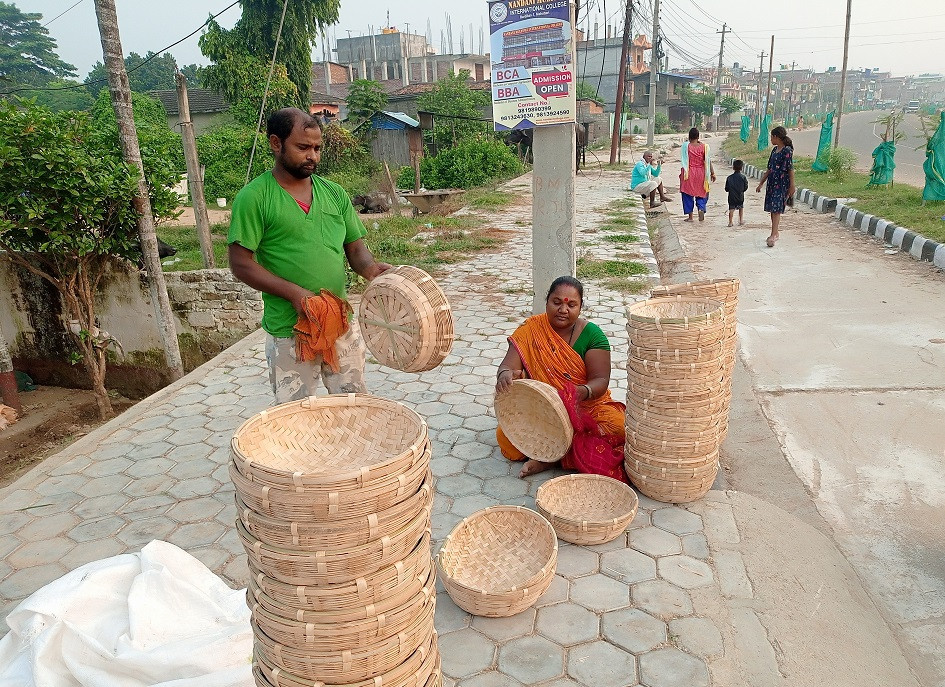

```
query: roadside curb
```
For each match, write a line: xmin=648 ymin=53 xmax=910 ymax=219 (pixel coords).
xmin=731 ymin=157 xmax=945 ymax=270
xmin=629 ymin=195 xmax=662 ymax=280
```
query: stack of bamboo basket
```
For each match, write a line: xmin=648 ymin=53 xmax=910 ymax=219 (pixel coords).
xmin=623 ymin=293 xmax=732 ymax=503
xmin=229 ymin=395 xmax=441 ymax=687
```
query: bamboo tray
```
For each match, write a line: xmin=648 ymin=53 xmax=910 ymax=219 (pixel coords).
xmin=627 ymin=295 xmax=726 ymax=330
xmin=437 ymin=506 xmax=557 ymax=617
xmin=359 ymin=265 xmax=454 ymax=373
xmin=494 ymin=379 xmax=573 ymax=463
xmin=247 ymin=533 xmax=432 ymax=613
xmin=625 ymin=462 xmax=718 ymax=504
xmin=231 ymin=395 xmax=427 ymax=489
xmin=536 ymin=474 xmax=639 ymax=545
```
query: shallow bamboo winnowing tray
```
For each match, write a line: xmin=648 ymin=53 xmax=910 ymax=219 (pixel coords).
xmin=359 ymin=265 xmax=454 ymax=373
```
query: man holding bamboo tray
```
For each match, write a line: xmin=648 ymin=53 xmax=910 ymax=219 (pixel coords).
xmin=228 ymin=108 xmax=391 ymax=404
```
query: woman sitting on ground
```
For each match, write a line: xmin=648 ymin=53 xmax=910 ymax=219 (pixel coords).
xmin=495 ymin=276 xmax=627 ymax=481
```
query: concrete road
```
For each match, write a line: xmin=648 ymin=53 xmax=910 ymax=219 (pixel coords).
xmin=790 ymin=110 xmax=929 ymax=189
xmin=666 ymin=173 xmax=945 ymax=686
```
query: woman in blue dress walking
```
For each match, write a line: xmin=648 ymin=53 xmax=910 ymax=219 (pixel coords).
xmin=755 ymin=126 xmax=796 ymax=247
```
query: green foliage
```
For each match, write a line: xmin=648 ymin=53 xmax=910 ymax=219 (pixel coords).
xmin=827 ymin=146 xmax=858 ymax=182
xmin=576 ymin=81 xmax=601 ymax=102
xmin=319 ymin=123 xmax=376 ymax=176
xmin=15 ymin=80 xmax=94 ymax=111
xmin=412 ymin=138 xmax=522 ymax=189
xmin=0 ymin=2 xmax=76 ymax=88
xmin=180 ymin=63 xmax=204 ymax=85
xmin=196 ymin=123 xmax=270 ymax=202
xmin=199 ymin=17 xmax=299 ymax=126
xmin=577 ymin=257 xmax=648 ymax=279
xmin=85 ymin=51 xmax=177 ymax=95
xmin=417 ymin=71 xmax=492 ymax=149
xmin=90 ymin=90 xmax=184 ymax=222
xmin=346 ymin=79 xmax=388 ymax=124
xmin=654 ymin=112 xmax=673 ymax=134
xmin=156 ymin=223 xmax=230 ymax=271
xmin=323 ymin=171 xmax=373 ymax=198
xmin=681 ymin=86 xmax=716 ymax=125
xmin=720 ymin=95 xmax=742 ymax=114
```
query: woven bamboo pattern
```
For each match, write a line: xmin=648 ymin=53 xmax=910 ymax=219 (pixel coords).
xmin=359 ymin=265 xmax=454 ymax=373
xmin=535 ymin=475 xmax=639 ymax=545
xmin=494 ymin=379 xmax=573 ymax=463
xmin=247 ymin=534 xmax=432 ymax=613
xmin=437 ymin=506 xmax=558 ymax=617
xmin=231 ymin=395 xmax=427 ymax=487
xmin=624 ymin=461 xmax=718 ymax=503
xmin=628 ymin=340 xmax=727 ymax=363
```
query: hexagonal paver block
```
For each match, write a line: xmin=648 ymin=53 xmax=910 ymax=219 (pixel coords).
xmin=168 ymin=477 xmax=221 ymax=500
xmin=570 ymin=573 xmax=630 ymax=612
xmin=629 ymin=527 xmax=683 ymax=558
xmin=67 ymin=516 xmax=127 ymax=543
xmin=34 ymin=473 xmax=90 ymax=497
xmin=482 ymin=476 xmax=528 ymax=500
xmin=166 ymin=427 xmax=213 ymax=447
xmin=432 ymin=456 xmax=467 ymax=477
xmin=669 ymin=617 xmax=723 ymax=658
xmin=657 ymin=555 xmax=713 ymax=589
xmin=84 ymin=457 xmax=133 ymax=478
xmin=535 ymin=574 xmax=569 ymax=608
xmin=167 ymin=415 xmax=210 ymax=431
xmin=8 ymin=537 xmax=75 ymax=568
xmin=439 ymin=629 xmax=496 ymax=678
xmin=535 ymin=680 xmax=582 ymax=687
xmin=457 ymin=672 xmax=523 ymax=687
xmin=432 ymin=513 xmax=463 ymax=541
xmin=60 ymin=537 xmax=127 ymax=571
xmin=0 ymin=563 xmax=67 ymax=600
xmin=652 ymin=507 xmax=703 ymax=535
xmin=166 ymin=444 xmax=214 ymax=465
xmin=117 ymin=517 xmax=177 ymax=547
xmin=127 ymin=443 xmax=173 ymax=462
xmin=450 ymin=494 xmax=497 ymax=518
xmin=168 ymin=521 xmax=226 ymax=548
xmin=631 ymin=580 xmax=693 ymax=619
xmin=433 ymin=591 xmax=471 ymax=634
xmin=639 ymin=647 xmax=709 ymax=687
xmin=77 ymin=474 xmax=132 ymax=498
xmin=428 ymin=414 xmax=465 ymax=431
xmin=498 ymin=635 xmax=564 ymax=684
xmin=681 ymin=533 xmax=709 ymax=560
xmin=166 ymin=497 xmax=224 ymax=523
xmin=601 ymin=548 xmax=656 ymax=584
xmin=129 ymin=428 xmax=173 ymax=446
xmin=124 ymin=474 xmax=175 ymax=498
xmin=602 ymin=608 xmax=667 ymax=654
xmin=18 ymin=512 xmax=79 ymax=540
xmin=555 ymin=545 xmax=599 ymax=579
xmin=472 ymin=607 xmax=535 ymax=642
xmin=462 ymin=415 xmax=497 ymax=432
xmin=567 ymin=640 xmax=637 ymax=687
xmin=73 ymin=493 xmax=130 ymax=520
xmin=436 ymin=474 xmax=484 ymax=499
xmin=536 ymin=603 xmax=598 ymax=646
xmin=466 ymin=459 xmax=513 ymax=480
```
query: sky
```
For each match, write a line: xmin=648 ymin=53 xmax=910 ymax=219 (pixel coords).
xmin=16 ymin=0 xmax=945 ymax=80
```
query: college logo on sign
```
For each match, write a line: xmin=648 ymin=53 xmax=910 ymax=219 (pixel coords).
xmin=489 ymin=2 xmax=508 ymax=23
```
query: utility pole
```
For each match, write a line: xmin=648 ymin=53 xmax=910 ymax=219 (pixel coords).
xmin=756 ymin=51 xmax=766 ymax=130
xmin=175 ymin=72 xmax=214 ymax=269
xmin=646 ymin=0 xmax=660 ymax=146
xmin=610 ymin=0 xmax=633 ymax=164
xmin=835 ymin=0 xmax=852 ymax=145
xmin=404 ymin=22 xmax=411 ymax=86
xmin=715 ymin=23 xmax=727 ymax=132
xmin=765 ymin=36 xmax=775 ymax=124
xmin=93 ymin=0 xmax=184 ymax=381
xmin=787 ymin=60 xmax=797 ymax=124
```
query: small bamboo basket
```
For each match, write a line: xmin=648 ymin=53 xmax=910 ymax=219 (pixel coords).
xmin=624 ymin=460 xmax=718 ymax=504
xmin=494 ymin=379 xmax=573 ymax=463
xmin=358 ymin=265 xmax=454 ymax=373
xmin=535 ymin=474 xmax=639 ymax=545
xmin=437 ymin=506 xmax=558 ymax=618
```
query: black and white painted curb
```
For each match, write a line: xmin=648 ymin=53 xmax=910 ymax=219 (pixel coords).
xmin=732 ymin=158 xmax=945 ymax=270
xmin=629 ymin=196 xmax=661 ymax=279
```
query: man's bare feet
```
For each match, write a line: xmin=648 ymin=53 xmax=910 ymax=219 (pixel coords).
xmin=739 ymin=220 xmax=744 ymax=226
xmin=519 ymin=459 xmax=554 ymax=478
xmin=727 ymin=222 xmax=733 ymax=227
xmin=683 ymin=216 xmax=694 ymax=222
xmin=698 ymin=209 xmax=705 ymax=221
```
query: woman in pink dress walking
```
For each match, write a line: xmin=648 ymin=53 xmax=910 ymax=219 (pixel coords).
xmin=679 ymin=127 xmax=716 ymax=222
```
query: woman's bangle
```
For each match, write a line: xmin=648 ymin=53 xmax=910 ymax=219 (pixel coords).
xmin=497 ymin=368 xmax=512 ymax=379
xmin=581 ymin=384 xmax=593 ymax=400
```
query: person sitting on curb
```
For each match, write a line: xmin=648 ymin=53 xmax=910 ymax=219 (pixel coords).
xmin=630 ymin=151 xmax=673 ymax=207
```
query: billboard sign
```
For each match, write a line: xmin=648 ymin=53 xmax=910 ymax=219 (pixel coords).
xmin=488 ymin=0 xmax=576 ymax=130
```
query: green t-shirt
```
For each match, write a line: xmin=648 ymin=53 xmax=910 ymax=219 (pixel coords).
xmin=573 ymin=321 xmax=611 ymax=357
xmin=227 ymin=172 xmax=366 ymax=338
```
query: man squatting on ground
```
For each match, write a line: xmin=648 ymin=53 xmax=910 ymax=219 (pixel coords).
xmin=630 ymin=151 xmax=673 ymax=207
xmin=227 ymin=108 xmax=391 ymax=404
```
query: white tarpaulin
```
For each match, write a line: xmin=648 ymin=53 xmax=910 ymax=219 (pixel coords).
xmin=0 ymin=541 xmax=253 ymax=687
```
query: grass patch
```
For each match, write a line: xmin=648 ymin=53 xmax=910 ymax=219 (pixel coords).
xmin=723 ymin=133 xmax=945 ymax=243
xmin=603 ymin=277 xmax=648 ymax=294
xmin=156 ymin=223 xmax=230 ymax=272
xmin=608 ymin=197 xmax=639 ymax=210
xmin=463 ymin=188 xmax=515 ymax=209
xmin=577 ymin=257 xmax=649 ymax=279
xmin=602 ymin=216 xmax=636 ymax=226
xmin=604 ymin=233 xmax=639 ymax=244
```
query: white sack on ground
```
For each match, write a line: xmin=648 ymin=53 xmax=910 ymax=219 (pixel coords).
xmin=0 ymin=540 xmax=253 ymax=687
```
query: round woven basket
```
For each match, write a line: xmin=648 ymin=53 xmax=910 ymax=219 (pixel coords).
xmin=494 ymin=379 xmax=573 ymax=463
xmin=626 ymin=369 xmax=725 ymax=395
xmin=625 ymin=391 xmax=729 ymax=415
xmin=626 ymin=420 xmax=723 ymax=446
xmin=625 ymin=405 xmax=727 ymax=433
xmin=231 ymin=395 xmax=427 ymax=490
xmin=247 ymin=533 xmax=432 ymax=613
xmin=437 ymin=506 xmax=557 ymax=617
xmin=237 ymin=477 xmax=433 ymax=550
xmin=628 ymin=340 xmax=727 ymax=364
xmin=625 ymin=453 xmax=719 ymax=481
xmin=535 ymin=474 xmax=638 ymax=545
xmin=253 ymin=597 xmax=435 ymax=683
xmin=249 ymin=567 xmax=435 ymax=650
xmin=625 ymin=461 xmax=718 ymax=504
xmin=229 ymin=444 xmax=430 ymax=522
xmin=253 ymin=631 xmax=439 ymax=687
xmin=359 ymin=265 xmax=454 ymax=373
xmin=651 ymin=277 xmax=740 ymax=301
xmin=625 ymin=432 xmax=722 ymax=458
xmin=627 ymin=296 xmax=726 ymax=330
xmin=237 ymin=504 xmax=431 ymax=586
xmin=627 ymin=356 xmax=725 ymax=380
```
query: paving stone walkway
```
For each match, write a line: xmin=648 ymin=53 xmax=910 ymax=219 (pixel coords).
xmin=0 ymin=170 xmax=735 ymax=686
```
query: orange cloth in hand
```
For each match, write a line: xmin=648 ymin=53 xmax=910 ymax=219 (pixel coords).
xmin=293 ymin=290 xmax=352 ymax=371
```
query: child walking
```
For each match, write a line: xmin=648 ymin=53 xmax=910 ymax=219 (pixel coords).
xmin=725 ymin=160 xmax=749 ymax=227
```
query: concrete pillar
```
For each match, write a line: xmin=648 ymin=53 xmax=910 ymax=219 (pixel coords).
xmin=531 ymin=124 xmax=576 ymax=314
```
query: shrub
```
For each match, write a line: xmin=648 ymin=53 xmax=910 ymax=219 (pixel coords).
xmin=654 ymin=113 xmax=673 ymax=135
xmin=319 ymin=123 xmax=376 ymax=178
xmin=828 ymin=146 xmax=858 ymax=182
xmin=414 ymin=138 xmax=523 ymax=189
xmin=196 ymin=123 xmax=269 ymax=202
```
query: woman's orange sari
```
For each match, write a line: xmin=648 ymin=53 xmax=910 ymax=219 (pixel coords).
xmin=496 ymin=314 xmax=628 ymax=482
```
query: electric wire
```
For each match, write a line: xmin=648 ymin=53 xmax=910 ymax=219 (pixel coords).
xmin=42 ymin=0 xmax=87 ymax=27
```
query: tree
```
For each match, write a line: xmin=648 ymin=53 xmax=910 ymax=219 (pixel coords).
xmin=681 ymin=86 xmax=716 ymax=125
xmin=180 ymin=63 xmax=204 ymax=85
xmin=417 ymin=70 xmax=491 ymax=149
xmin=346 ymin=79 xmax=387 ymax=124
xmin=0 ymin=102 xmax=142 ymax=418
xmin=196 ymin=122 xmax=270 ymax=201
xmin=15 ymin=80 xmax=94 ymax=111
xmin=576 ymin=81 xmax=601 ymax=103
xmin=0 ymin=1 xmax=77 ymax=88
xmin=86 ymin=51 xmax=178 ymax=95
xmin=720 ymin=95 xmax=742 ymax=115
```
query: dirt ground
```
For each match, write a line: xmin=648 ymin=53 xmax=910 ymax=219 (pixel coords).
xmin=0 ymin=387 xmax=135 ymax=488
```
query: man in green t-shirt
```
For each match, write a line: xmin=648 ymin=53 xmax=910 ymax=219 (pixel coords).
xmin=228 ymin=108 xmax=391 ymax=403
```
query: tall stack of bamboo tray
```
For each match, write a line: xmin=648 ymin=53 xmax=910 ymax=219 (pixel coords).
xmin=229 ymin=395 xmax=441 ymax=687
xmin=624 ymin=296 xmax=729 ymax=503
xmin=651 ymin=278 xmax=740 ymax=439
